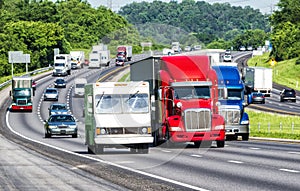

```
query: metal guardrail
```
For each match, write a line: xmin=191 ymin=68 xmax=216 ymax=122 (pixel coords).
xmin=0 ymin=67 xmax=52 ymax=89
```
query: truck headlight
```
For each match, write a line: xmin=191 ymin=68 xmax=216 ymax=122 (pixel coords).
xmin=241 ymin=120 xmax=249 ymax=125
xmin=170 ymin=126 xmax=182 ymax=131
xmin=215 ymin=125 xmax=225 ymax=130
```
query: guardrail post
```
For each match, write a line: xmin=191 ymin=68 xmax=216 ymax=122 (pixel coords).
xmin=292 ymin=122 xmax=294 ymax=134
xmin=258 ymin=122 xmax=260 ymax=132
xmin=268 ymin=122 xmax=270 ymax=134
xmin=280 ymin=122 xmax=282 ymax=131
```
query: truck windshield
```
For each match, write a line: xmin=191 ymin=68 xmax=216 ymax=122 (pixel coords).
xmin=123 ymin=93 xmax=149 ymax=113
xmin=95 ymin=94 xmax=149 ymax=114
xmin=218 ymin=89 xmax=243 ymax=100
xmin=54 ymin=63 xmax=65 ymax=67
xmin=174 ymin=86 xmax=210 ymax=99
xmin=14 ymin=89 xmax=31 ymax=97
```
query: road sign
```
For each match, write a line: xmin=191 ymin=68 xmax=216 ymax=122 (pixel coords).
xmin=8 ymin=51 xmax=30 ymax=63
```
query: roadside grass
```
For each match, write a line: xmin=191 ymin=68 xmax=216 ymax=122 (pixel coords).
xmin=247 ymin=54 xmax=300 ymax=139
xmin=247 ymin=53 xmax=300 ymax=91
xmin=246 ymin=109 xmax=300 ymax=139
xmin=118 ymin=72 xmax=130 ymax=82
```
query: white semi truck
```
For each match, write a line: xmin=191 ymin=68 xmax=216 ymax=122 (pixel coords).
xmin=70 ymin=51 xmax=85 ymax=69
xmin=84 ymin=81 xmax=153 ymax=154
xmin=243 ymin=67 xmax=273 ymax=97
xmin=53 ymin=54 xmax=71 ymax=76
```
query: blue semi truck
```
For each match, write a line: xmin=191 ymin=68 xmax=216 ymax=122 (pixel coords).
xmin=213 ymin=64 xmax=249 ymax=141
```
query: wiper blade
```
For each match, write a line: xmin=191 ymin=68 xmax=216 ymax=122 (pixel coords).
xmin=127 ymin=91 xmax=139 ymax=102
xmin=96 ymin=91 xmax=105 ymax=107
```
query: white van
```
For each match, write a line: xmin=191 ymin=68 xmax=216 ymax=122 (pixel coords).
xmin=74 ymin=78 xmax=87 ymax=97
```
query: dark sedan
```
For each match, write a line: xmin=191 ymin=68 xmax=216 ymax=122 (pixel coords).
xmin=44 ymin=114 xmax=78 ymax=138
xmin=54 ymin=78 xmax=66 ymax=88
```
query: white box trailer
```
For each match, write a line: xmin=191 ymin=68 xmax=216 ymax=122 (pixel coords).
xmin=74 ymin=78 xmax=87 ymax=97
xmin=244 ymin=67 xmax=272 ymax=97
xmin=88 ymin=53 xmax=101 ymax=68
xmin=84 ymin=81 xmax=153 ymax=154
xmin=98 ymin=50 xmax=111 ymax=67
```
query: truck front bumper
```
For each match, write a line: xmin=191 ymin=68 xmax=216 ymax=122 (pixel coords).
xmin=225 ymin=124 xmax=249 ymax=135
xmin=10 ymin=105 xmax=32 ymax=112
xmin=95 ymin=134 xmax=153 ymax=145
xmin=169 ymin=130 xmax=225 ymax=143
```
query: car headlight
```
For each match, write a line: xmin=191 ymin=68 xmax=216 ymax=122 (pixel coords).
xmin=48 ymin=125 xmax=57 ymax=129
xmin=69 ymin=125 xmax=77 ymax=129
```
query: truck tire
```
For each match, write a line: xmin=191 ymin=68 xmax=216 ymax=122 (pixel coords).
xmin=216 ymin=140 xmax=225 ymax=148
xmin=152 ymin=130 xmax=160 ymax=147
xmin=72 ymin=133 xmax=78 ymax=138
xmin=95 ymin=145 xmax=104 ymax=154
xmin=137 ymin=144 xmax=149 ymax=154
xmin=165 ymin=129 xmax=175 ymax=148
xmin=242 ymin=134 xmax=249 ymax=141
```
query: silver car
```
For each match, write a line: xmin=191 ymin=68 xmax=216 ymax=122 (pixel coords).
xmin=44 ymin=114 xmax=77 ymax=138
xmin=44 ymin=88 xmax=59 ymax=101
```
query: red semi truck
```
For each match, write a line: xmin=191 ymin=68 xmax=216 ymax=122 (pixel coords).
xmin=130 ymin=55 xmax=225 ymax=148
xmin=116 ymin=45 xmax=132 ymax=62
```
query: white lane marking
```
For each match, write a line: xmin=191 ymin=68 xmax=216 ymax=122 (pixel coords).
xmin=228 ymin=160 xmax=244 ymax=164
xmin=279 ymin=169 xmax=300 ymax=173
xmin=288 ymin=152 xmax=300 ymax=155
xmin=161 ymin=149 xmax=172 ymax=153
xmin=6 ymin=112 xmax=209 ymax=191
xmin=249 ymin=147 xmax=261 ymax=150
xmin=115 ymin=161 xmax=135 ymax=164
xmin=191 ymin=154 xmax=202 ymax=158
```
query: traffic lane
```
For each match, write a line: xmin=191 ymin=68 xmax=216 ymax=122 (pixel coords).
xmin=95 ymin=141 xmax=300 ymax=191
xmin=0 ymin=127 xmax=129 ymax=191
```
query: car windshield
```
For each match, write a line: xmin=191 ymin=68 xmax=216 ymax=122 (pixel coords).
xmin=174 ymin=86 xmax=210 ymax=99
xmin=46 ymin=89 xmax=57 ymax=94
xmin=56 ymin=79 xmax=64 ymax=83
xmin=51 ymin=104 xmax=67 ymax=110
xmin=49 ymin=115 xmax=74 ymax=122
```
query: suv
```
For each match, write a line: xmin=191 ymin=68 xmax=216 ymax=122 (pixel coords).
xmin=280 ymin=89 xmax=296 ymax=102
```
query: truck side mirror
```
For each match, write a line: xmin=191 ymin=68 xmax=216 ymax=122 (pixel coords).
xmin=223 ymin=87 xmax=228 ymax=99
xmin=158 ymin=89 xmax=162 ymax=101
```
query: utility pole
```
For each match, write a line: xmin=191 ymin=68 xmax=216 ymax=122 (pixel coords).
xmin=107 ymin=0 xmax=112 ymax=10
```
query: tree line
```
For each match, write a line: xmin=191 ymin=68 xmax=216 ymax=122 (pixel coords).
xmin=0 ymin=0 xmax=138 ymax=77
xmin=118 ymin=0 xmax=270 ymax=50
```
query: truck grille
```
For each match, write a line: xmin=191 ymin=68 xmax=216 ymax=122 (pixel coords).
xmin=184 ymin=109 xmax=211 ymax=132
xmin=17 ymin=100 xmax=27 ymax=105
xmin=219 ymin=109 xmax=240 ymax=125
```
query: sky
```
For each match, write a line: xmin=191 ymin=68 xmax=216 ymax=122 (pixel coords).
xmin=88 ymin=0 xmax=280 ymax=14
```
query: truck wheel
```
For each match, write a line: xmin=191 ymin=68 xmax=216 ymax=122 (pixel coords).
xmin=165 ymin=130 xmax=174 ymax=148
xmin=137 ymin=144 xmax=149 ymax=154
xmin=72 ymin=134 xmax=78 ymax=138
xmin=242 ymin=134 xmax=249 ymax=141
xmin=152 ymin=130 xmax=160 ymax=147
xmin=95 ymin=145 xmax=104 ymax=154
xmin=216 ymin=140 xmax=225 ymax=148
xmin=194 ymin=141 xmax=201 ymax=148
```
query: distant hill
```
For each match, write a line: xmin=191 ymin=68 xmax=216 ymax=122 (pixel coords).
xmin=119 ymin=1 xmax=270 ymax=45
